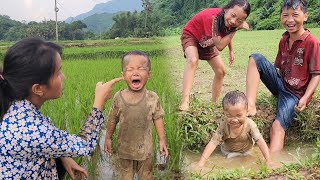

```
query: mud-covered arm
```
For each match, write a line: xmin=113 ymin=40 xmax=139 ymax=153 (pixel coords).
xmin=198 ymin=123 xmax=223 ymax=167
xmin=198 ymin=140 xmax=219 ymax=167
xmin=104 ymin=93 xmax=120 ymax=155
xmin=256 ymin=138 xmax=271 ymax=164
xmin=154 ymin=117 xmax=168 ymax=157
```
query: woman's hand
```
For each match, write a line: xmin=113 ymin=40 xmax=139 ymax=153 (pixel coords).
xmin=93 ymin=77 xmax=123 ymax=110
xmin=61 ymin=157 xmax=88 ymax=180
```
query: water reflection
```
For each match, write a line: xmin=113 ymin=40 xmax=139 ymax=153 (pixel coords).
xmin=97 ymin=129 xmax=117 ymax=180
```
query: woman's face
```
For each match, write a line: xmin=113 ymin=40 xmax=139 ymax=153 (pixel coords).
xmin=224 ymin=5 xmax=247 ymax=28
xmin=42 ymin=53 xmax=65 ymax=100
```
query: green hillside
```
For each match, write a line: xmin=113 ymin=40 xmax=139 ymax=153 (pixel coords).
xmin=82 ymin=12 xmax=120 ymax=33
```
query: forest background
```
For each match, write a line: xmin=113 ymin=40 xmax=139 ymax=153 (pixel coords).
xmin=0 ymin=0 xmax=319 ymax=41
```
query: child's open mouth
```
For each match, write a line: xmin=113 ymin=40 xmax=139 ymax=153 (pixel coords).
xmin=286 ymin=24 xmax=296 ymax=29
xmin=131 ymin=79 xmax=141 ymax=89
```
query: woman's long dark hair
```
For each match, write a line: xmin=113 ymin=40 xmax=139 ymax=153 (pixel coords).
xmin=0 ymin=38 xmax=62 ymax=121
xmin=217 ymin=0 xmax=251 ymax=34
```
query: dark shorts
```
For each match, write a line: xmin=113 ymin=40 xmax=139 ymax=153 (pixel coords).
xmin=250 ymin=53 xmax=299 ymax=131
xmin=181 ymin=30 xmax=219 ymax=60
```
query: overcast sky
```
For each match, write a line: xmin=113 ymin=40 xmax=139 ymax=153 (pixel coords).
xmin=0 ymin=0 xmax=111 ymax=22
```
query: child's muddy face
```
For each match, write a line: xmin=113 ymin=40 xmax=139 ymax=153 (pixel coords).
xmin=122 ymin=55 xmax=150 ymax=92
xmin=224 ymin=103 xmax=247 ymax=128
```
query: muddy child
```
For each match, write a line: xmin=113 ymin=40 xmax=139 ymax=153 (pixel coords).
xmin=246 ymin=0 xmax=320 ymax=153
xmin=198 ymin=91 xmax=271 ymax=167
xmin=104 ymin=50 xmax=168 ymax=180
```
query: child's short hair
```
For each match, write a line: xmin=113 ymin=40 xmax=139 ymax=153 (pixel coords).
xmin=222 ymin=90 xmax=248 ymax=109
xmin=121 ymin=50 xmax=151 ymax=71
xmin=280 ymin=0 xmax=308 ymax=14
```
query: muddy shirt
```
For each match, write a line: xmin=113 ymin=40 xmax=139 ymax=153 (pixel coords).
xmin=108 ymin=90 xmax=164 ymax=160
xmin=210 ymin=118 xmax=261 ymax=153
xmin=274 ymin=30 xmax=320 ymax=102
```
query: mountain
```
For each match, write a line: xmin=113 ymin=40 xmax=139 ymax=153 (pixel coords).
xmin=65 ymin=0 xmax=143 ymax=23
xmin=81 ymin=12 xmax=121 ymax=33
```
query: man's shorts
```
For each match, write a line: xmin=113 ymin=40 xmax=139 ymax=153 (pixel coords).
xmin=250 ymin=53 xmax=299 ymax=131
xmin=181 ymin=30 xmax=219 ymax=60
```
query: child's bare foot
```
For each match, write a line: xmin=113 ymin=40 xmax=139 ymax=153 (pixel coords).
xmin=248 ymin=105 xmax=257 ymax=117
xmin=266 ymin=160 xmax=281 ymax=170
xmin=178 ymin=102 xmax=189 ymax=112
xmin=178 ymin=105 xmax=189 ymax=112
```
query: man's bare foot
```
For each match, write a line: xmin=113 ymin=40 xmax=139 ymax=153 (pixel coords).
xmin=247 ymin=105 xmax=257 ymax=117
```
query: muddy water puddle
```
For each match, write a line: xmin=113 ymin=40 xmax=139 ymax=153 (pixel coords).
xmin=97 ymin=130 xmax=314 ymax=179
xmin=183 ymin=143 xmax=314 ymax=176
xmin=97 ymin=130 xmax=164 ymax=179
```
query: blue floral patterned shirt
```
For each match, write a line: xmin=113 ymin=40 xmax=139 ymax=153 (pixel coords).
xmin=0 ymin=99 xmax=105 ymax=179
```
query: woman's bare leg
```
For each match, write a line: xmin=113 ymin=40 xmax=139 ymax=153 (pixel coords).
xmin=179 ymin=46 xmax=199 ymax=111
xmin=246 ymin=57 xmax=260 ymax=116
xmin=207 ymin=55 xmax=226 ymax=103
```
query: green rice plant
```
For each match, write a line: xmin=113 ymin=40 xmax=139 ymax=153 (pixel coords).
xmin=61 ymin=38 xmax=167 ymax=60
xmin=149 ymin=56 xmax=183 ymax=174
xmin=178 ymin=99 xmax=223 ymax=153
xmin=312 ymin=138 xmax=320 ymax=161
xmin=41 ymin=59 xmax=123 ymax=178
xmin=40 ymin=52 xmax=183 ymax=178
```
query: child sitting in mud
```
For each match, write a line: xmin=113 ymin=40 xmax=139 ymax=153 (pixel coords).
xmin=104 ymin=50 xmax=169 ymax=180
xmin=198 ymin=90 xmax=271 ymax=167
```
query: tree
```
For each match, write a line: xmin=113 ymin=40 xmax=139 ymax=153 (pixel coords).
xmin=142 ymin=0 xmax=152 ymax=28
xmin=0 ymin=15 xmax=17 ymax=40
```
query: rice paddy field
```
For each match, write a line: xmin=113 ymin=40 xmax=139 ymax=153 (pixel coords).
xmin=1 ymin=28 xmax=320 ymax=179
